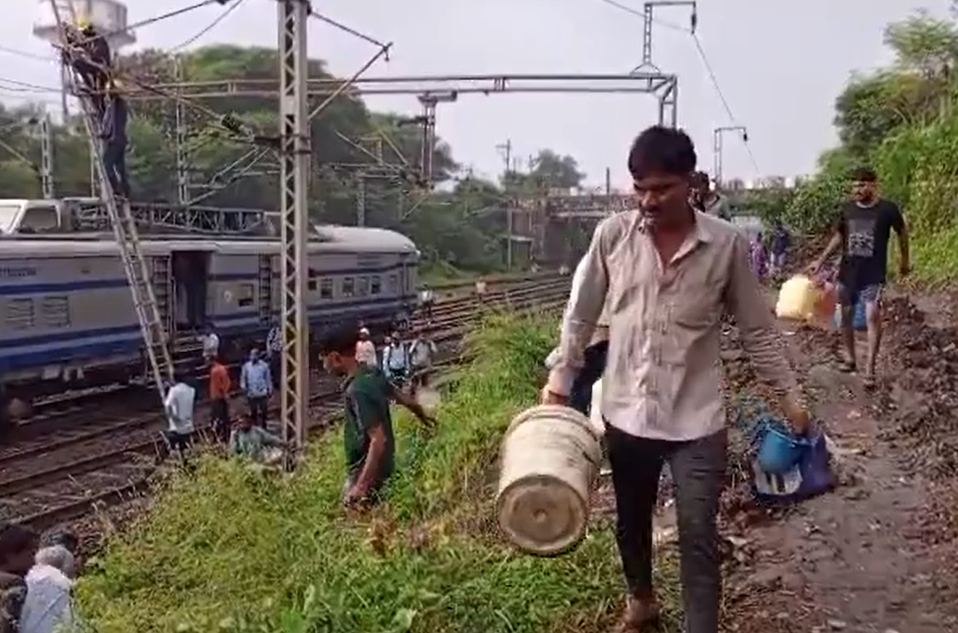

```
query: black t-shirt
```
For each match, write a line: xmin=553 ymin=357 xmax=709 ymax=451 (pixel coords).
xmin=835 ymin=199 xmax=904 ymax=289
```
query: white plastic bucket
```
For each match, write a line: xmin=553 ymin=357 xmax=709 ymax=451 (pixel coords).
xmin=496 ymin=404 xmax=603 ymax=556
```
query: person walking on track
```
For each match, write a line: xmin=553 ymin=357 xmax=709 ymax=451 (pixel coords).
xmin=807 ymin=166 xmax=910 ymax=388
xmin=163 ymin=373 xmax=196 ymax=457
xmin=542 ymin=125 xmax=809 ymax=633
xmin=419 ymin=284 xmax=435 ymax=322
xmin=208 ymin=355 xmax=231 ymax=443
xmin=240 ymin=348 xmax=272 ymax=428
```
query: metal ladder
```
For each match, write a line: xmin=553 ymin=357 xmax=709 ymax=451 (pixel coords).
xmin=257 ymin=254 xmax=273 ymax=322
xmin=54 ymin=15 xmax=174 ymax=399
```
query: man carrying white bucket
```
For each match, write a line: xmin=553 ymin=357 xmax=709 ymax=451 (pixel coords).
xmin=542 ymin=125 xmax=809 ymax=633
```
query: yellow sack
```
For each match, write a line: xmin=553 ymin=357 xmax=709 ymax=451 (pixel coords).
xmin=775 ymin=275 xmax=821 ymax=321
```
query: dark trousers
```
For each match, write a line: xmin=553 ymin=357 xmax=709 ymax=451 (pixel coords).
xmin=162 ymin=430 xmax=193 ymax=453
xmin=269 ymin=356 xmax=281 ymax=389
xmin=606 ymin=425 xmax=727 ymax=633
xmin=248 ymin=396 xmax=268 ymax=428
xmin=211 ymin=398 xmax=230 ymax=442
xmin=422 ymin=301 xmax=434 ymax=320
xmin=569 ymin=340 xmax=608 ymax=416
xmin=103 ymin=138 xmax=130 ymax=198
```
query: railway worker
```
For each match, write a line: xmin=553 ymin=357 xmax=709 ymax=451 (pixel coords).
xmin=418 ymin=284 xmax=435 ymax=322
xmin=240 ymin=349 xmax=272 ymax=428
xmin=691 ymin=171 xmax=731 ymax=221
xmin=228 ymin=415 xmax=286 ymax=464
xmin=209 ymin=355 xmax=231 ymax=443
xmin=542 ymin=125 xmax=808 ymax=633
xmin=408 ymin=329 xmax=438 ymax=394
xmin=265 ymin=321 xmax=283 ymax=389
xmin=19 ymin=546 xmax=75 ymax=633
xmin=474 ymin=278 xmax=487 ymax=299
xmin=381 ymin=332 xmax=410 ymax=386
xmin=355 ymin=328 xmax=378 ymax=369
xmin=200 ymin=325 xmax=220 ymax=364
xmin=0 ymin=523 xmax=38 ymax=633
xmin=100 ymin=82 xmax=130 ymax=199
xmin=60 ymin=20 xmax=103 ymax=114
xmin=806 ymin=166 xmax=910 ymax=388
xmin=318 ymin=326 xmax=434 ymax=508
xmin=163 ymin=373 xmax=196 ymax=456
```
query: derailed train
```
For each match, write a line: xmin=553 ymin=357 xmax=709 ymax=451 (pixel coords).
xmin=0 ymin=198 xmax=420 ymax=412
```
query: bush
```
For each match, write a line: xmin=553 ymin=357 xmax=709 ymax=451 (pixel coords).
xmin=873 ymin=111 xmax=958 ymax=283
xmin=76 ymin=313 xmax=681 ymax=633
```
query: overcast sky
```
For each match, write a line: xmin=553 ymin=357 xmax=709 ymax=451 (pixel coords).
xmin=1 ymin=0 xmax=951 ymax=189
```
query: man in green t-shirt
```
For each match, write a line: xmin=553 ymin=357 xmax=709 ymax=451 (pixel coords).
xmin=319 ymin=325 xmax=435 ymax=507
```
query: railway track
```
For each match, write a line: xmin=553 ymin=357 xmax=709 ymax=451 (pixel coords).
xmin=1 ymin=275 xmax=570 ymax=533
xmin=12 ymin=272 xmax=564 ymax=440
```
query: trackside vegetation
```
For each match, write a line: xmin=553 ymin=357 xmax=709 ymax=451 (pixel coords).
xmin=75 ymin=313 xmax=681 ymax=633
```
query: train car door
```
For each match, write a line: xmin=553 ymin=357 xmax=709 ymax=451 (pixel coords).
xmin=171 ymin=248 xmax=214 ymax=331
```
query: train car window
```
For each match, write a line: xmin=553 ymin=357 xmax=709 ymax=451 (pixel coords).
xmin=342 ymin=277 xmax=355 ymax=297
xmin=41 ymin=296 xmax=70 ymax=328
xmin=308 ymin=268 xmax=318 ymax=292
xmin=370 ymin=275 xmax=381 ymax=295
xmin=20 ymin=206 xmax=59 ymax=233
xmin=4 ymin=298 xmax=35 ymax=330
xmin=237 ymin=283 xmax=255 ymax=308
xmin=356 ymin=276 xmax=369 ymax=297
xmin=388 ymin=274 xmax=398 ymax=293
xmin=319 ymin=278 xmax=333 ymax=299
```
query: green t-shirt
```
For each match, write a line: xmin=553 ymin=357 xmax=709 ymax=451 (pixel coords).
xmin=343 ymin=367 xmax=395 ymax=483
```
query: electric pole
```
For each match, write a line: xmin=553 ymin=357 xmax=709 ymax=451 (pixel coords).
xmin=39 ymin=114 xmax=54 ymax=199
xmin=713 ymin=125 xmax=748 ymax=188
xmin=356 ymin=173 xmax=366 ymax=226
xmin=174 ymin=56 xmax=191 ymax=206
xmin=497 ymin=140 xmax=514 ymax=270
xmin=634 ymin=1 xmax=697 ymax=72
xmin=278 ymin=0 xmax=311 ymax=465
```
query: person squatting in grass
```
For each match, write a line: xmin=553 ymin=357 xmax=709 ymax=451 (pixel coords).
xmin=229 ymin=414 xmax=286 ymax=464
xmin=807 ymin=166 xmax=910 ymax=389
xmin=319 ymin=325 xmax=435 ymax=508
xmin=0 ymin=523 xmax=39 ymax=633
xmin=542 ymin=125 xmax=810 ymax=633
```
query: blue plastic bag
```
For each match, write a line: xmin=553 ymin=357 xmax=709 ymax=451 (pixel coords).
xmin=832 ymin=301 xmax=867 ymax=331
xmin=751 ymin=429 xmax=834 ymax=506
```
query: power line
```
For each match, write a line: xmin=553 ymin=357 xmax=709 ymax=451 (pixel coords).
xmin=170 ymin=0 xmax=249 ymax=52
xmin=0 ymin=45 xmax=53 ymax=63
xmin=594 ymin=0 xmax=688 ymax=31
xmin=690 ymin=32 xmax=760 ymax=175
xmin=590 ymin=0 xmax=761 ymax=176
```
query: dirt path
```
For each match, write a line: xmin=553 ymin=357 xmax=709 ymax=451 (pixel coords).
xmin=722 ymin=298 xmax=958 ymax=633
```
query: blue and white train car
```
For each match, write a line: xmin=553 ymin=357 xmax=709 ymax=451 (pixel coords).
xmin=0 ymin=225 xmax=419 ymax=403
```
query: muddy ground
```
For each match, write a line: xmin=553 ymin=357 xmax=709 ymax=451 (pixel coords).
xmin=719 ymin=292 xmax=958 ymax=633
xmin=592 ymin=288 xmax=958 ymax=632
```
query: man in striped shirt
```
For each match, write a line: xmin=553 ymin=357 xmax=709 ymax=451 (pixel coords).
xmin=543 ymin=126 xmax=808 ymax=633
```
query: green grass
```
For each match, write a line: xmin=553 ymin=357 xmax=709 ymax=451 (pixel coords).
xmin=76 ymin=313 xmax=681 ymax=633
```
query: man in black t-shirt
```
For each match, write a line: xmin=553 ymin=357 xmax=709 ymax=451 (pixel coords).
xmin=808 ymin=167 xmax=910 ymax=386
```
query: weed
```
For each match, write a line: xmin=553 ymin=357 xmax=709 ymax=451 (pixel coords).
xmin=76 ymin=313 xmax=682 ymax=633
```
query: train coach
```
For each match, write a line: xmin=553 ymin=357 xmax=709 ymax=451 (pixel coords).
xmin=0 ymin=199 xmax=420 ymax=410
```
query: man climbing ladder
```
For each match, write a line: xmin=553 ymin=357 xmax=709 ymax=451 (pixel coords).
xmin=49 ymin=3 xmax=175 ymax=403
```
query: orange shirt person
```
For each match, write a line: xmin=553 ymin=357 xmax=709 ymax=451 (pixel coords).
xmin=209 ymin=357 xmax=231 ymax=442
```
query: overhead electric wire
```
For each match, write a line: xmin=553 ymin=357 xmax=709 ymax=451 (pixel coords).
xmin=690 ymin=32 xmax=761 ymax=175
xmin=170 ymin=0 xmax=248 ymax=53
xmin=591 ymin=0 xmax=761 ymax=176
xmin=594 ymin=0 xmax=688 ymax=32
